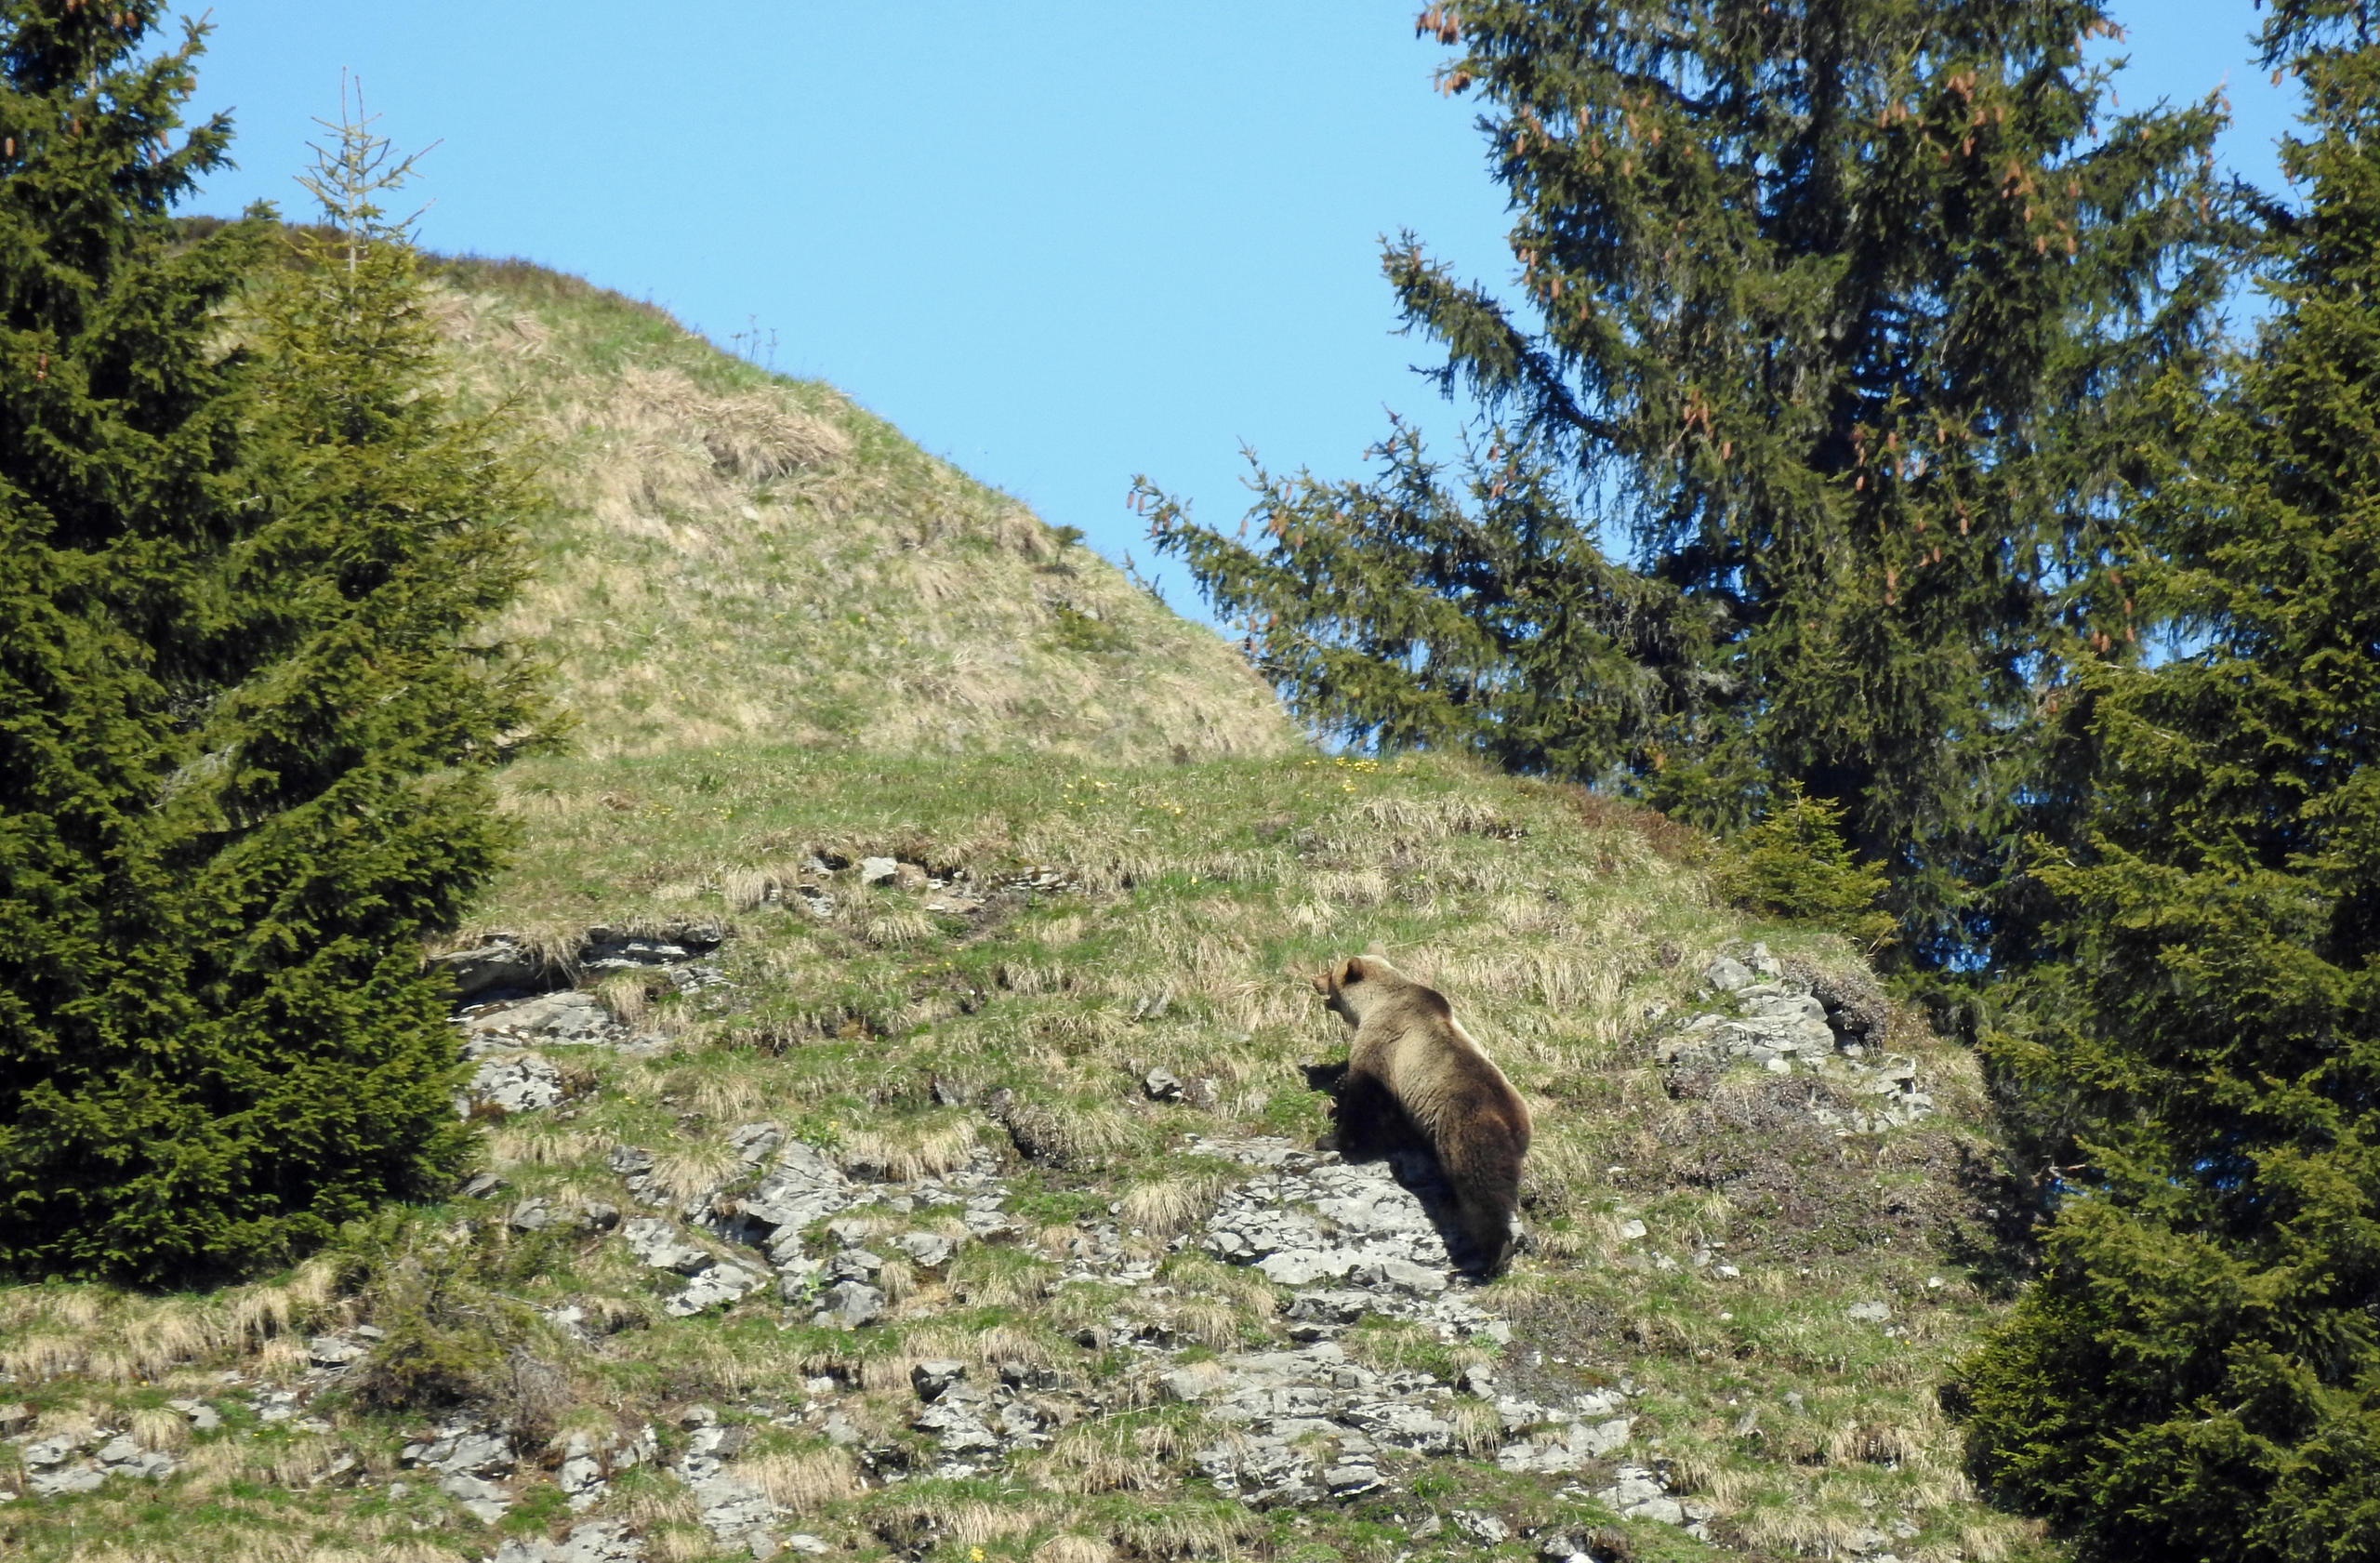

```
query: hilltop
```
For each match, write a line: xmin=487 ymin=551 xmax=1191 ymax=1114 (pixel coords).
xmin=425 ymin=258 xmax=1294 ymax=767
xmin=0 ymin=262 xmax=2045 ymax=1563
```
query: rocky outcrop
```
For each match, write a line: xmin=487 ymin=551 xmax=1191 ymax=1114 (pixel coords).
xmin=1657 ymin=947 xmax=1937 ymax=1133
xmin=17 ymin=1429 xmax=176 ymax=1497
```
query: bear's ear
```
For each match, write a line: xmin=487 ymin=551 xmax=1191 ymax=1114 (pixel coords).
xmin=1337 ymin=958 xmax=1365 ymax=987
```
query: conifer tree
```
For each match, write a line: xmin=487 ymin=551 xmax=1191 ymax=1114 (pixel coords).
xmin=0 ymin=8 xmax=549 ymax=1282
xmin=1958 ymin=6 xmax=2380 ymax=1556
xmin=1142 ymin=0 xmax=2235 ymax=959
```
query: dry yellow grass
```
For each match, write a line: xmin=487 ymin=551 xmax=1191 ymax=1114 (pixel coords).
xmin=743 ymin=1446 xmax=862 ymax=1512
xmin=1035 ymin=1537 xmax=1117 ymax=1563
xmin=423 ymin=260 xmax=1297 ymax=766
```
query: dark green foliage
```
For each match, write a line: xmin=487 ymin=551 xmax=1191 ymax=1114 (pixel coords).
xmin=1713 ymin=783 xmax=1895 ymax=949
xmin=0 ymin=7 xmax=551 ymax=1282
xmin=1136 ymin=429 xmax=1712 ymax=789
xmin=1959 ymin=8 xmax=2380 ymax=1556
xmin=344 ymin=1215 xmax=541 ymax=1420
xmin=1144 ymin=0 xmax=2235 ymax=960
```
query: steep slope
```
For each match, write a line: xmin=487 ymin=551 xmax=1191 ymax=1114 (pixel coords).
xmin=429 ymin=258 xmax=1294 ymax=763
xmin=0 ymin=264 xmax=2047 ymax=1563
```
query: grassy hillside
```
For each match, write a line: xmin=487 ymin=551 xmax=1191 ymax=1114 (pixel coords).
xmin=0 ymin=264 xmax=2046 ymax=1563
xmin=429 ymin=257 xmax=1295 ymax=764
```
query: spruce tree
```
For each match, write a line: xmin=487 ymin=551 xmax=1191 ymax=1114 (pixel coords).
xmin=1143 ymin=0 xmax=2235 ymax=960
xmin=0 ymin=9 xmax=549 ymax=1282
xmin=1957 ymin=6 xmax=2380 ymax=1556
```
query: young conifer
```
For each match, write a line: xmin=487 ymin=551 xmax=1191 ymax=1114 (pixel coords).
xmin=1143 ymin=0 xmax=2235 ymax=960
xmin=0 ymin=11 xmax=549 ymax=1282
xmin=1958 ymin=7 xmax=2380 ymax=1555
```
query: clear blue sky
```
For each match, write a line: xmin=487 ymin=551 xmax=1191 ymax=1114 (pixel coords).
xmin=180 ymin=3 xmax=2299 ymax=612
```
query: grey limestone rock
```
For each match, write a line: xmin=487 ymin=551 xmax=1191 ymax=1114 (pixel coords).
xmin=307 ymin=1334 xmax=367 ymax=1369
xmin=775 ymin=1255 xmax=824 ymax=1303
xmin=463 ymin=990 xmax=615 ymax=1051
xmin=727 ymin=1120 xmax=782 ymax=1167
xmin=494 ymin=1523 xmax=652 ymax=1563
xmin=440 ymin=1471 xmax=511 ymax=1523
xmin=1325 ymin=1462 xmax=1383 ymax=1496
xmin=165 ymin=1397 xmax=222 ymax=1433
xmin=815 ymin=1279 xmax=885 ymax=1328
xmin=28 ymin=1460 xmax=108 ymax=1497
xmin=559 ymin=1448 xmax=605 ymax=1509
xmin=828 ymin=1248 xmax=884 ymax=1282
xmin=859 ymin=856 xmax=899 ymax=887
xmin=462 ymin=1053 xmax=564 ymax=1114
xmin=738 ymin=1140 xmax=854 ymax=1235
xmin=408 ymin=1426 xmax=512 ymax=1477
xmin=667 ymin=1262 xmax=767 ymax=1317
xmin=892 ymin=1230 xmax=956 ymax=1268
xmin=687 ymin=1466 xmax=779 ymax=1554
xmin=1455 ymin=1511 xmax=1511 ymax=1544
xmin=1848 ymin=1300 xmax=1892 ymax=1322
xmin=914 ymin=1400 xmax=1001 ymax=1455
xmin=1592 ymin=1463 xmax=1697 ymax=1528
xmin=1702 ymin=954 xmax=1755 ymax=992
xmin=623 ymin=1217 xmax=714 ymax=1275
xmin=963 ymin=1196 xmax=1018 ymax=1240
xmin=579 ymin=934 xmax=692 ymax=973
xmin=1286 ymin=1290 xmax=1373 ymax=1327
xmin=1578 ymin=1415 xmax=1635 ymax=1456
xmin=911 ymin=1360 xmax=967 ymax=1402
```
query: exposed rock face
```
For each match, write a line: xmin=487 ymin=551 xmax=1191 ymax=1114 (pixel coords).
xmin=1658 ymin=950 xmax=1937 ymax=1133
xmin=492 ymin=1522 xmax=645 ymax=1563
xmin=18 ymin=1428 xmax=175 ymax=1496
xmin=443 ymin=921 xmax=732 ymax=1069
xmin=461 ymin=1053 xmax=565 ymax=1114
xmin=5 ymin=1098 xmax=1734 ymax=1545
xmin=1180 ymin=1136 xmax=1661 ymax=1508
xmin=465 ymin=991 xmax=615 ymax=1053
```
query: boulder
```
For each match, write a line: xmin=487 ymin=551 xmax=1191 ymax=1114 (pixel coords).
xmin=464 ymin=990 xmax=614 ymax=1049
xmin=667 ymin=1263 xmax=766 ymax=1317
xmin=892 ymin=1231 xmax=956 ymax=1268
xmin=463 ymin=1053 xmax=564 ymax=1114
xmin=622 ymin=1218 xmax=713 ymax=1275
xmin=440 ymin=1471 xmax=511 ymax=1523
xmin=1702 ymin=955 xmax=1755 ymax=992
xmin=815 ymin=1279 xmax=885 ymax=1329
xmin=307 ymin=1335 xmax=367 ymax=1369
xmin=910 ymin=1360 xmax=967 ymax=1402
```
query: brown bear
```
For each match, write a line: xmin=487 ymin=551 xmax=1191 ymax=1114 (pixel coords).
xmin=1309 ymin=955 xmax=1531 ymax=1275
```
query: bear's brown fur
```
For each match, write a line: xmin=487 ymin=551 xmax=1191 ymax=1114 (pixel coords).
xmin=1309 ymin=955 xmax=1530 ymax=1274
